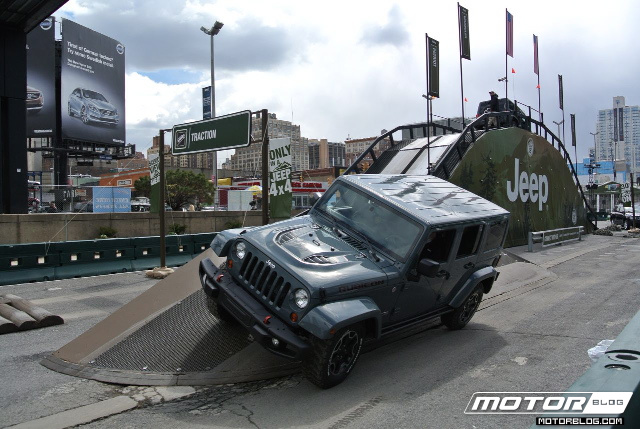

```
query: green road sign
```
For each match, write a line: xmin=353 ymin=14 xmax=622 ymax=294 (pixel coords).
xmin=172 ymin=110 xmax=251 ymax=155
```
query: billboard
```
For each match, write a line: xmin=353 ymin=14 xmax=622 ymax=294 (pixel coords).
xmin=448 ymin=128 xmax=587 ymax=247
xmin=269 ymin=137 xmax=292 ymax=219
xmin=61 ymin=19 xmax=125 ymax=145
xmin=93 ymin=187 xmax=131 ymax=212
xmin=26 ymin=17 xmax=56 ymax=137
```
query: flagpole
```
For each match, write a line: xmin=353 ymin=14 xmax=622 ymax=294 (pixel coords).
xmin=458 ymin=3 xmax=465 ymax=127
xmin=425 ymin=33 xmax=431 ymax=174
xmin=505 ymin=8 xmax=508 ymax=100
xmin=537 ymin=75 xmax=541 ymax=121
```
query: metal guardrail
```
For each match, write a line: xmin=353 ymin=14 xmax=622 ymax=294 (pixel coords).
xmin=527 ymin=226 xmax=584 ymax=252
xmin=0 ymin=232 xmax=217 ymax=286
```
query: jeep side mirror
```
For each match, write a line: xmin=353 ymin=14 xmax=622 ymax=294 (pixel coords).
xmin=418 ymin=258 xmax=440 ymax=277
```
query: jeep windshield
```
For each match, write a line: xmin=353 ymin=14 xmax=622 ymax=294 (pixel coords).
xmin=313 ymin=182 xmax=423 ymax=262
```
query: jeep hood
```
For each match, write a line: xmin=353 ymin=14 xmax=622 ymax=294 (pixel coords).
xmin=241 ymin=215 xmax=393 ymax=290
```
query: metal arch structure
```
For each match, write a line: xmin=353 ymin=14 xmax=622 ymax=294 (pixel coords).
xmin=0 ymin=0 xmax=68 ymax=213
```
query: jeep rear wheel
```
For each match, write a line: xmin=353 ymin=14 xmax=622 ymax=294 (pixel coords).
xmin=303 ymin=325 xmax=364 ymax=389
xmin=206 ymin=295 xmax=237 ymax=324
xmin=442 ymin=285 xmax=483 ymax=330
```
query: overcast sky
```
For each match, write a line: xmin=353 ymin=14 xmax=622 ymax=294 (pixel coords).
xmin=55 ymin=0 xmax=640 ymax=165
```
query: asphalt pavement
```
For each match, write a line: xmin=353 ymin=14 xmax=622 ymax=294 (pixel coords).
xmin=1 ymin=233 xmax=639 ymax=429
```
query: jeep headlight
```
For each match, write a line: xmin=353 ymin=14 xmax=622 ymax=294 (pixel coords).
xmin=294 ymin=289 xmax=309 ymax=309
xmin=234 ymin=241 xmax=246 ymax=260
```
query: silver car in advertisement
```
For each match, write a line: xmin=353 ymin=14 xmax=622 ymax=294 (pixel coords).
xmin=68 ymin=88 xmax=119 ymax=126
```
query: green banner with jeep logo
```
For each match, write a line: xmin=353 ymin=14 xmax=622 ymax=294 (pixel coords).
xmin=172 ymin=110 xmax=251 ymax=155
xmin=269 ymin=138 xmax=292 ymax=219
xmin=448 ymin=128 xmax=587 ymax=246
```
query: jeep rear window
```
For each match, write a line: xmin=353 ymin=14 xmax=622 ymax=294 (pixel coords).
xmin=457 ymin=224 xmax=484 ymax=258
xmin=485 ymin=221 xmax=507 ymax=250
xmin=314 ymin=182 xmax=423 ymax=262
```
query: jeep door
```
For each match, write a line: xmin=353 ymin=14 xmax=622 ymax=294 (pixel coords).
xmin=390 ymin=228 xmax=457 ymax=321
xmin=437 ymin=223 xmax=485 ymax=302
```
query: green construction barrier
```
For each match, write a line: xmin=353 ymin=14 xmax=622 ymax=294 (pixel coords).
xmin=0 ymin=233 xmax=218 ymax=284
xmin=0 ymin=242 xmax=59 ymax=285
xmin=54 ymin=238 xmax=134 ymax=279
xmin=130 ymin=235 xmax=195 ymax=271
xmin=191 ymin=232 xmax=217 ymax=255
xmin=532 ymin=309 xmax=640 ymax=428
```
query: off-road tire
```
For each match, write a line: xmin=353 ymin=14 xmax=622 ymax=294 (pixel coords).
xmin=303 ymin=324 xmax=364 ymax=389
xmin=206 ymin=295 xmax=237 ymax=324
xmin=442 ymin=285 xmax=483 ymax=330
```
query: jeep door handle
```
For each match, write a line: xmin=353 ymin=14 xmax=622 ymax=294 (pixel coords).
xmin=464 ymin=262 xmax=475 ymax=269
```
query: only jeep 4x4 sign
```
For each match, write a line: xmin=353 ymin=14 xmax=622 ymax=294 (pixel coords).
xmin=200 ymin=174 xmax=510 ymax=388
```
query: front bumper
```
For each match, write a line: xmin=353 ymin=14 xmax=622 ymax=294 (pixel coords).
xmin=199 ymin=258 xmax=309 ymax=360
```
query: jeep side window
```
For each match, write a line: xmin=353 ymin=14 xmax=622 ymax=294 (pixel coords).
xmin=456 ymin=225 xmax=484 ymax=258
xmin=485 ymin=221 xmax=507 ymax=250
xmin=420 ymin=229 xmax=455 ymax=263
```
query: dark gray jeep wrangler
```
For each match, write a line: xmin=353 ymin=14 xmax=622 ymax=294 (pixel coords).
xmin=200 ymin=174 xmax=510 ymax=388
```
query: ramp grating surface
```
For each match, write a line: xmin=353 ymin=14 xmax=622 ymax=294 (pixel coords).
xmin=93 ymin=290 xmax=251 ymax=372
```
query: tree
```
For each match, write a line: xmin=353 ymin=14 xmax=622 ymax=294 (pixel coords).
xmin=133 ymin=175 xmax=151 ymax=198
xmin=165 ymin=169 xmax=214 ymax=210
xmin=478 ymin=153 xmax=497 ymax=201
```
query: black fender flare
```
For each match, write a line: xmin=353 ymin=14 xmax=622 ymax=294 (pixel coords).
xmin=449 ymin=266 xmax=497 ymax=308
xmin=298 ymin=298 xmax=382 ymax=340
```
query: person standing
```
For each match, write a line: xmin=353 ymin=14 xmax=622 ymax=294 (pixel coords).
xmin=487 ymin=91 xmax=499 ymax=129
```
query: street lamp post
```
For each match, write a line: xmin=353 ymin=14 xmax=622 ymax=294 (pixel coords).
xmin=201 ymin=21 xmax=224 ymax=208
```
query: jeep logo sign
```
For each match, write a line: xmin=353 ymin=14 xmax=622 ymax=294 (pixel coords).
xmin=506 ymin=158 xmax=548 ymax=211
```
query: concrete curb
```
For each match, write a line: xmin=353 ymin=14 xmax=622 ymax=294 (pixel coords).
xmin=6 ymin=396 xmax=137 ymax=429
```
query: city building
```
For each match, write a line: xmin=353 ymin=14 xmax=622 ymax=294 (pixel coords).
xmin=147 ymin=136 xmax=214 ymax=174
xmin=344 ymin=137 xmax=390 ymax=167
xmin=226 ymin=113 xmax=309 ymax=175
xmin=593 ymin=96 xmax=640 ymax=175
xmin=308 ymin=139 xmax=346 ymax=170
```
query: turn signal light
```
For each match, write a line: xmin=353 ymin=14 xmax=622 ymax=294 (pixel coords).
xmin=227 ymin=259 xmax=233 ymax=269
xmin=290 ymin=312 xmax=298 ymax=322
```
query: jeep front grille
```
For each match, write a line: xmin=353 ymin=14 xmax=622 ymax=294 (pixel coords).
xmin=238 ymin=252 xmax=291 ymax=308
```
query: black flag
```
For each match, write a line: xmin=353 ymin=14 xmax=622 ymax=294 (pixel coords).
xmin=428 ymin=37 xmax=440 ymax=98
xmin=459 ymin=5 xmax=471 ymax=60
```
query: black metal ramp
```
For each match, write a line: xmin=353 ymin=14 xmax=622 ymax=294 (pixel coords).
xmin=41 ymin=249 xmax=299 ymax=386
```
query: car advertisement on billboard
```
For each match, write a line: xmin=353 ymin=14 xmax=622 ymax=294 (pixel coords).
xmin=26 ymin=17 xmax=56 ymax=137
xmin=61 ymin=19 xmax=125 ymax=146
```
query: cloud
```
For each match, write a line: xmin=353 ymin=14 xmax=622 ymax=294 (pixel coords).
xmin=57 ymin=0 xmax=640 ymax=164
xmin=57 ymin=1 xmax=302 ymax=75
xmin=360 ymin=5 xmax=409 ymax=48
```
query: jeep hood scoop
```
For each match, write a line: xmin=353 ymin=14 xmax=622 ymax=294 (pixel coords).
xmin=242 ymin=217 xmax=393 ymax=289
xmin=273 ymin=223 xmax=368 ymax=264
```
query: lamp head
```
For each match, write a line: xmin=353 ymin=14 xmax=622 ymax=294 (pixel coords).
xmin=212 ymin=21 xmax=224 ymax=35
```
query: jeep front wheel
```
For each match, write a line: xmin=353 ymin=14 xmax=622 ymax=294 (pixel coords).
xmin=442 ymin=285 xmax=483 ymax=330
xmin=206 ymin=295 xmax=237 ymax=324
xmin=303 ymin=325 xmax=364 ymax=389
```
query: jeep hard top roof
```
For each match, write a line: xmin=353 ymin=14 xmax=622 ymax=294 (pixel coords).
xmin=338 ymin=174 xmax=509 ymax=226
